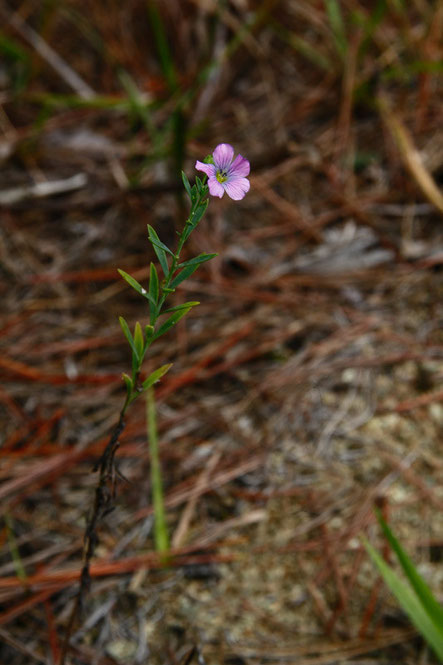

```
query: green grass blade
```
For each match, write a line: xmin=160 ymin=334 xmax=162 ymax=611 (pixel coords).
xmin=376 ymin=512 xmax=443 ymax=629
xmin=118 ymin=68 xmax=153 ymax=127
xmin=355 ymin=0 xmax=388 ymax=59
xmin=28 ymin=91 xmax=161 ymax=112
xmin=270 ymin=22 xmax=331 ymax=71
xmin=324 ymin=0 xmax=348 ymax=58
xmin=146 ymin=1 xmax=177 ymax=93
xmin=364 ymin=538 xmax=443 ymax=661
xmin=144 ymin=0 xmax=186 ymax=179
xmin=5 ymin=514 xmax=27 ymax=581
xmin=0 ymin=32 xmax=31 ymax=92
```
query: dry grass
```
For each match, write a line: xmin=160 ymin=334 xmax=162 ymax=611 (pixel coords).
xmin=0 ymin=1 xmax=442 ymax=664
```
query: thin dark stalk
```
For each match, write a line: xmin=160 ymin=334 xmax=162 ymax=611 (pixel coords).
xmin=59 ymin=407 xmax=127 ymax=665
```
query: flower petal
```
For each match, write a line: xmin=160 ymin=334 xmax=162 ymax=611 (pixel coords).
xmin=229 ymin=154 xmax=250 ymax=178
xmin=195 ymin=160 xmax=216 ymax=177
xmin=224 ymin=177 xmax=250 ymax=200
xmin=213 ymin=143 xmax=234 ymax=171
xmin=208 ymin=177 xmax=225 ymax=198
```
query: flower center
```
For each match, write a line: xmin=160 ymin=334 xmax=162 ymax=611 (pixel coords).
xmin=216 ymin=169 xmax=228 ymax=183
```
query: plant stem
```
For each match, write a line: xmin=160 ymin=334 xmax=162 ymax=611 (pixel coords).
xmin=60 ymin=408 xmax=127 ymax=665
xmin=147 ymin=385 xmax=169 ymax=553
xmin=61 ymin=177 xmax=209 ymax=660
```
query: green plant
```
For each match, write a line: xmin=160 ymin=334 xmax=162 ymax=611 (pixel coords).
xmin=60 ymin=143 xmax=250 ymax=664
xmin=117 ymin=172 xmax=215 ymax=553
xmin=364 ymin=510 xmax=443 ymax=662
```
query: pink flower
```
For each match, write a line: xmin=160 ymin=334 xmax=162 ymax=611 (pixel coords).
xmin=195 ymin=143 xmax=250 ymax=200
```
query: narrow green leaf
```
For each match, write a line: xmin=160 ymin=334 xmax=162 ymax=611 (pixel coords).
xmin=147 ymin=224 xmax=174 ymax=276
xmin=152 ymin=307 xmax=192 ymax=341
xmin=282 ymin=28 xmax=331 ymax=71
xmin=149 ymin=263 xmax=159 ymax=303
xmin=4 ymin=514 xmax=27 ymax=581
xmin=147 ymin=225 xmax=170 ymax=277
xmin=181 ymin=171 xmax=192 ymax=198
xmin=357 ymin=0 xmax=388 ymax=59
xmin=376 ymin=512 xmax=443 ymax=628
xmin=169 ymin=263 xmax=200 ymax=289
xmin=148 ymin=231 xmax=175 ymax=258
xmin=134 ymin=321 xmax=144 ymax=358
xmin=142 ymin=363 xmax=173 ymax=390
xmin=131 ymin=348 xmax=139 ymax=378
xmin=150 ymin=237 xmax=175 ymax=258
xmin=146 ymin=1 xmax=178 ymax=93
xmin=181 ymin=222 xmax=194 ymax=244
xmin=163 ymin=301 xmax=200 ymax=314
xmin=0 ymin=35 xmax=31 ymax=93
xmin=118 ymin=269 xmax=156 ymax=305
xmin=0 ymin=34 xmax=29 ymax=63
xmin=118 ymin=69 xmax=155 ymax=133
xmin=122 ymin=373 xmax=133 ymax=395
xmin=119 ymin=316 xmax=140 ymax=361
xmin=325 ymin=0 xmax=348 ymax=57
xmin=178 ymin=253 xmax=217 ymax=268
xmin=149 ymin=263 xmax=159 ymax=323
xmin=190 ymin=199 xmax=208 ymax=226
xmin=364 ymin=538 xmax=443 ymax=660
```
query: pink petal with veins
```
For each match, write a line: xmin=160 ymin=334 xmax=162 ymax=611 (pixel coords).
xmin=213 ymin=144 xmax=234 ymax=171
xmin=229 ymin=154 xmax=250 ymax=178
xmin=208 ymin=178 xmax=225 ymax=198
xmin=195 ymin=161 xmax=216 ymax=177
xmin=225 ymin=178 xmax=250 ymax=200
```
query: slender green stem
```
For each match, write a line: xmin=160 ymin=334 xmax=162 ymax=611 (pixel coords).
xmin=123 ymin=179 xmax=209 ymax=553
xmin=147 ymin=385 xmax=169 ymax=553
xmin=142 ymin=185 xmax=208 ymax=553
xmin=155 ymin=194 xmax=206 ymax=314
xmin=5 ymin=514 xmax=27 ymax=582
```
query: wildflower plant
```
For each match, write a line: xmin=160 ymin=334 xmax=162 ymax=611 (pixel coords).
xmin=116 ymin=144 xmax=249 ymax=551
xmin=61 ymin=144 xmax=250 ymax=663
